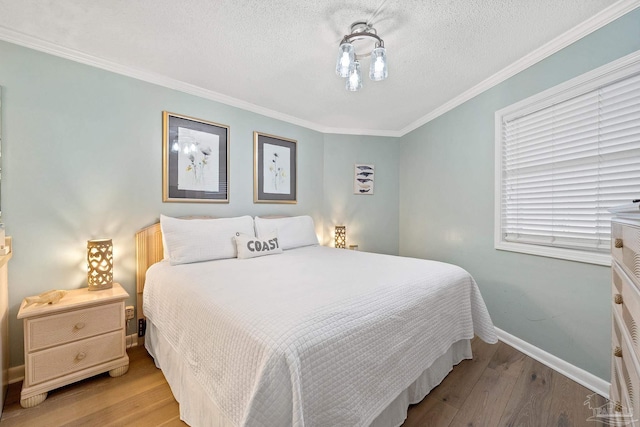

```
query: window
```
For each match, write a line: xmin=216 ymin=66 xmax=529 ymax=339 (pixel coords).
xmin=495 ymin=51 xmax=640 ymax=265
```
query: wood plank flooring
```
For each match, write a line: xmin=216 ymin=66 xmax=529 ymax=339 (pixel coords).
xmin=1 ymin=338 xmax=607 ymax=426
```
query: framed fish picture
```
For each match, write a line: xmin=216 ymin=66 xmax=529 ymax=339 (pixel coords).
xmin=354 ymin=164 xmax=374 ymax=195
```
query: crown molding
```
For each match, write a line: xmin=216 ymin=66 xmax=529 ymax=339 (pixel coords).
xmin=0 ymin=26 xmax=399 ymax=138
xmin=0 ymin=0 xmax=637 ymax=139
xmin=0 ymin=26 xmax=351 ymax=135
xmin=399 ymin=0 xmax=640 ymax=136
xmin=321 ymin=126 xmax=402 ymax=138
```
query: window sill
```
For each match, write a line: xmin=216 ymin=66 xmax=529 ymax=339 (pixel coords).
xmin=495 ymin=241 xmax=611 ymax=266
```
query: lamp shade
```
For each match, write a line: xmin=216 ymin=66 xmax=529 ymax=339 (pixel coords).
xmin=336 ymin=42 xmax=355 ymax=78
xmin=369 ymin=47 xmax=388 ymax=81
xmin=335 ymin=226 xmax=346 ymax=249
xmin=87 ymin=239 xmax=113 ymax=291
xmin=346 ymin=61 xmax=362 ymax=92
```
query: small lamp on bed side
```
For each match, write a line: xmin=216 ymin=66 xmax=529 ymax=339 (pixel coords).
xmin=335 ymin=225 xmax=346 ymax=249
xmin=87 ymin=239 xmax=113 ymax=291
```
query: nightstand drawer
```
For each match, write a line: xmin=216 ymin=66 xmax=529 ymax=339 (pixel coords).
xmin=27 ymin=302 xmax=123 ymax=351
xmin=27 ymin=330 xmax=125 ymax=385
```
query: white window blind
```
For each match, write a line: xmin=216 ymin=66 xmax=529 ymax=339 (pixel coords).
xmin=496 ymin=53 xmax=640 ymax=264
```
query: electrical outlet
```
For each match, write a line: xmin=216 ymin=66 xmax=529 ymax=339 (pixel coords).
xmin=125 ymin=305 xmax=135 ymax=321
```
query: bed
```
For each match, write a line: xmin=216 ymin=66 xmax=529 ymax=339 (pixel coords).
xmin=136 ymin=215 xmax=497 ymax=427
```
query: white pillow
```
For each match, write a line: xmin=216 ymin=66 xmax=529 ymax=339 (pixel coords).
xmin=234 ymin=232 xmax=283 ymax=259
xmin=160 ymin=215 xmax=255 ymax=265
xmin=254 ymin=216 xmax=319 ymax=250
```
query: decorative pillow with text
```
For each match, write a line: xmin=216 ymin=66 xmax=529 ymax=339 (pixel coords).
xmin=234 ymin=232 xmax=283 ymax=259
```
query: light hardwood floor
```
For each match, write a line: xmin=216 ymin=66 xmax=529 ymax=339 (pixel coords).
xmin=1 ymin=339 xmax=607 ymax=426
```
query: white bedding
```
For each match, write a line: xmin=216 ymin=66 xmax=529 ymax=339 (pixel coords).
xmin=143 ymin=246 xmax=497 ymax=427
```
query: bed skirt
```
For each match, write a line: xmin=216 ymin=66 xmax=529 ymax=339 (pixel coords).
xmin=146 ymin=321 xmax=472 ymax=427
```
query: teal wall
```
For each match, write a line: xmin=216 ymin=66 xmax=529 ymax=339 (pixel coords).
xmin=323 ymin=134 xmax=399 ymax=254
xmin=0 ymin=40 xmax=400 ymax=367
xmin=399 ymin=9 xmax=640 ymax=380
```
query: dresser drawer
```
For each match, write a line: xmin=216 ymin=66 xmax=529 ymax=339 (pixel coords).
xmin=612 ymin=221 xmax=640 ymax=289
xmin=612 ymin=310 xmax=640 ymax=421
xmin=27 ymin=302 xmax=123 ymax=351
xmin=609 ymin=360 xmax=629 ymax=422
xmin=26 ymin=330 xmax=125 ymax=385
xmin=611 ymin=357 xmax=637 ymax=427
xmin=610 ymin=360 xmax=623 ymax=419
xmin=612 ymin=263 xmax=640 ymax=363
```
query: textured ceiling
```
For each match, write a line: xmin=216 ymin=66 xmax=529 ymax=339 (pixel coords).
xmin=0 ymin=0 xmax=624 ymax=134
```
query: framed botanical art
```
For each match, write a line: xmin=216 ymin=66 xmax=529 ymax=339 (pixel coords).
xmin=354 ymin=164 xmax=374 ymax=195
xmin=254 ymin=132 xmax=297 ymax=204
xmin=162 ymin=111 xmax=229 ymax=203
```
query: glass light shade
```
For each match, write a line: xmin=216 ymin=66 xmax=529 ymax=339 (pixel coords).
xmin=335 ymin=226 xmax=346 ymax=248
xmin=87 ymin=239 xmax=113 ymax=291
xmin=369 ymin=47 xmax=388 ymax=81
xmin=335 ymin=42 xmax=355 ymax=78
xmin=346 ymin=61 xmax=363 ymax=91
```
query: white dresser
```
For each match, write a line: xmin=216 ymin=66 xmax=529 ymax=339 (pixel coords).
xmin=610 ymin=202 xmax=640 ymax=424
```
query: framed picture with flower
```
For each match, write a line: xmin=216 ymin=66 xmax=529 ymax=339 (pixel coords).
xmin=253 ymin=132 xmax=297 ymax=204
xmin=162 ymin=111 xmax=229 ymax=203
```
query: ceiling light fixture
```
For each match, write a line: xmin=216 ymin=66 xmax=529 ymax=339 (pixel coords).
xmin=335 ymin=21 xmax=388 ymax=91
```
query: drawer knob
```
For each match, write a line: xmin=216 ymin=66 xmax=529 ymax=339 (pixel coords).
xmin=75 ymin=352 xmax=86 ymax=362
xmin=74 ymin=322 xmax=86 ymax=330
xmin=614 ymin=346 xmax=622 ymax=358
xmin=614 ymin=238 xmax=623 ymax=248
xmin=614 ymin=294 xmax=623 ymax=304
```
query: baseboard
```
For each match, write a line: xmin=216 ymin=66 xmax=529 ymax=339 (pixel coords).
xmin=8 ymin=333 xmax=139 ymax=385
xmin=126 ymin=333 xmax=138 ymax=349
xmin=495 ymin=327 xmax=610 ymax=398
xmin=8 ymin=365 xmax=24 ymax=385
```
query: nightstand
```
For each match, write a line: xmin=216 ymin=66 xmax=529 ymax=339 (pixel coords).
xmin=17 ymin=283 xmax=129 ymax=408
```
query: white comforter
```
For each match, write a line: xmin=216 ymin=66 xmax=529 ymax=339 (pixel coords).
xmin=143 ymin=246 xmax=497 ymax=427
